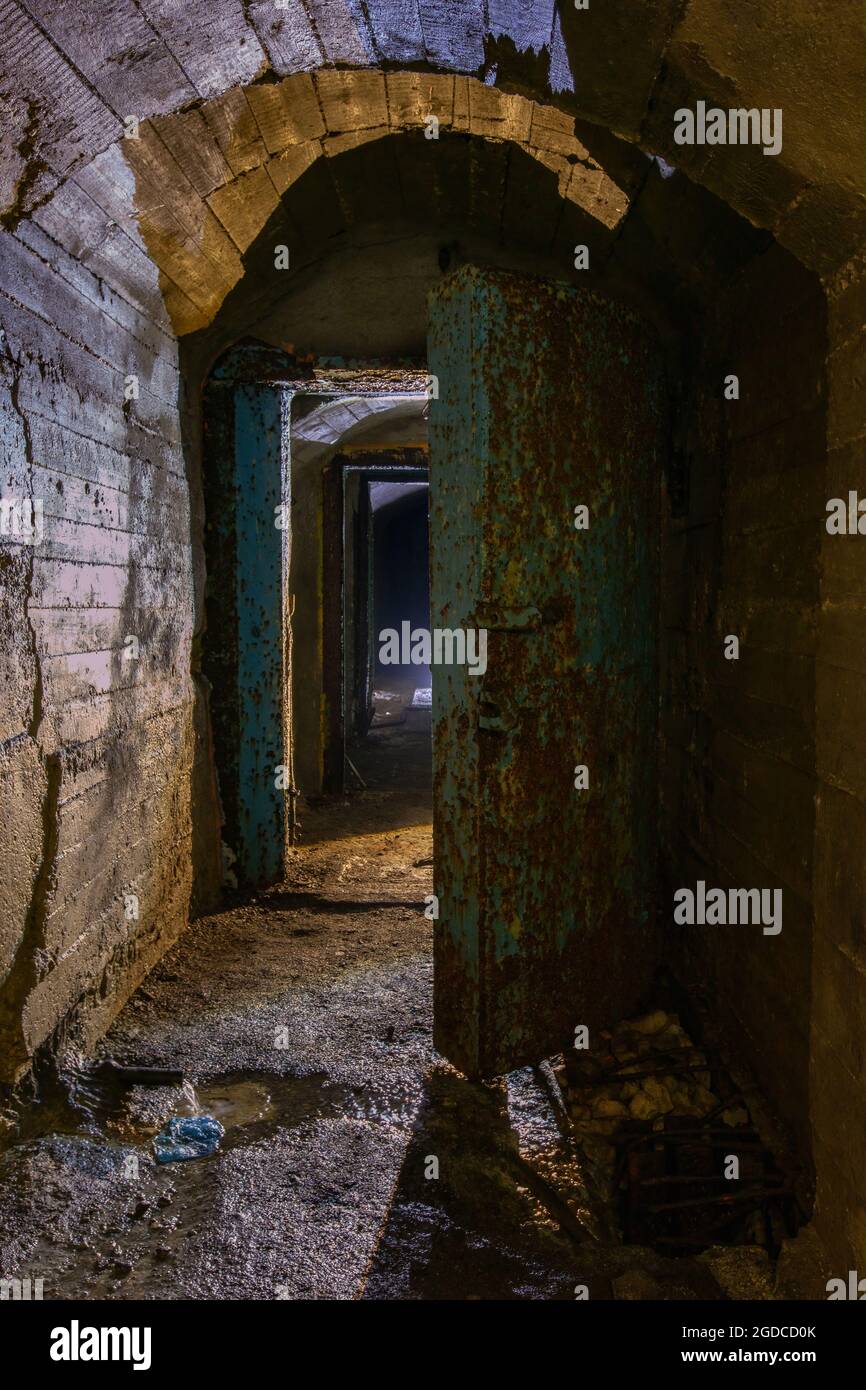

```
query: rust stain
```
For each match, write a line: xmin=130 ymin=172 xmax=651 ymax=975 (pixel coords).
xmin=429 ymin=266 xmax=665 ymax=1078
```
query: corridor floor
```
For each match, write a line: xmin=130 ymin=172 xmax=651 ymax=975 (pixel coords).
xmin=0 ymin=728 xmax=796 ymax=1299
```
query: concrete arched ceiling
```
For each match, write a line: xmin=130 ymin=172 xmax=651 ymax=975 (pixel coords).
xmin=291 ymin=394 xmax=427 ymax=466
xmin=191 ymin=126 xmax=770 ymax=369
xmin=4 ymin=0 xmax=865 ymax=342
xmin=112 ymin=72 xmax=632 ymax=335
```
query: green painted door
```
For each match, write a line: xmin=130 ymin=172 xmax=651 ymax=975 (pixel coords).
xmin=428 ymin=267 xmax=665 ymax=1077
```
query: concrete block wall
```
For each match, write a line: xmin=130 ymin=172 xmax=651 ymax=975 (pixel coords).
xmin=811 ymin=256 xmax=866 ymax=1266
xmin=0 ymin=216 xmax=196 ymax=1082
xmin=660 ymin=240 xmax=829 ymax=1232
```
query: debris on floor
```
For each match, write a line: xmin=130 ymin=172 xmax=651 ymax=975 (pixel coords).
xmin=153 ymin=1116 xmax=225 ymax=1164
xmin=369 ymin=690 xmax=407 ymax=726
xmin=0 ymin=737 xmax=821 ymax=1299
xmin=554 ymin=1009 xmax=802 ymax=1257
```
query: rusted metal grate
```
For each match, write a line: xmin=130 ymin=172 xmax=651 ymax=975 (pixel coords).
xmin=615 ymin=1107 xmax=800 ymax=1254
xmin=558 ymin=1008 xmax=806 ymax=1258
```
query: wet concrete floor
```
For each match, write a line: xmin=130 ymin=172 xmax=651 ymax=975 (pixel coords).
xmin=0 ymin=721 xmax=771 ymax=1300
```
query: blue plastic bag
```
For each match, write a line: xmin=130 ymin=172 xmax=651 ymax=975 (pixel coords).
xmin=153 ymin=1115 xmax=225 ymax=1163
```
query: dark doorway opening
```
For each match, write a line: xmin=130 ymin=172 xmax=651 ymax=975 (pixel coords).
xmin=323 ymin=449 xmax=431 ymax=808
xmin=360 ymin=472 xmax=431 ymax=795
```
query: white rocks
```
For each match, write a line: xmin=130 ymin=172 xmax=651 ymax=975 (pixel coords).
xmin=629 ymin=1009 xmax=669 ymax=1036
xmin=563 ymin=1007 xmax=746 ymax=1137
xmin=593 ymin=1097 xmax=628 ymax=1119
xmin=629 ymin=1078 xmax=674 ymax=1121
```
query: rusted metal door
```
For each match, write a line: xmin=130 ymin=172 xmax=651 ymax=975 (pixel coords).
xmin=428 ymin=266 xmax=665 ymax=1078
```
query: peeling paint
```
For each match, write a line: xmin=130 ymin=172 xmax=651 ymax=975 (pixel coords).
xmin=429 ymin=265 xmax=665 ymax=1078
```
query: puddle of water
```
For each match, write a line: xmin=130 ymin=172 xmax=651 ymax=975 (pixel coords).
xmin=3 ymin=1053 xmax=421 ymax=1158
xmin=0 ymin=1061 xmax=427 ymax=1300
xmin=195 ymin=1079 xmax=274 ymax=1132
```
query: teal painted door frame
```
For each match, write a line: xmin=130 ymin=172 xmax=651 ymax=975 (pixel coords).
xmin=234 ymin=383 xmax=290 ymax=885
xmin=204 ymin=345 xmax=294 ymax=888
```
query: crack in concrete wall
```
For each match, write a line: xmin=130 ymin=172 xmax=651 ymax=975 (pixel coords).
xmin=0 ymin=329 xmax=59 ymax=1081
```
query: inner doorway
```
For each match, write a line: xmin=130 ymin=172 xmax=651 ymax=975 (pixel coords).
xmin=292 ymin=447 xmax=433 ymax=927
xmin=202 ymin=267 xmax=665 ymax=1084
xmin=323 ymin=450 xmax=431 ymax=805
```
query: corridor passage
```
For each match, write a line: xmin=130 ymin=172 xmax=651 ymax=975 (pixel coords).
xmin=0 ymin=760 xmax=814 ymax=1300
xmin=1 ymin=0 xmax=864 ymax=1343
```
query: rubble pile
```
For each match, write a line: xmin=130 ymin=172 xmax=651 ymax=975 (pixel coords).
xmin=557 ymin=1009 xmax=748 ymax=1146
xmin=551 ymin=1008 xmax=797 ymax=1254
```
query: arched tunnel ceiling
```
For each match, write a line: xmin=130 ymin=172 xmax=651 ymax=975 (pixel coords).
xmin=131 ymin=72 xmax=633 ymax=333
xmin=188 ymin=127 xmax=771 ymax=365
xmin=3 ymin=0 xmax=865 ymax=340
xmin=291 ymin=394 xmax=427 ymax=466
